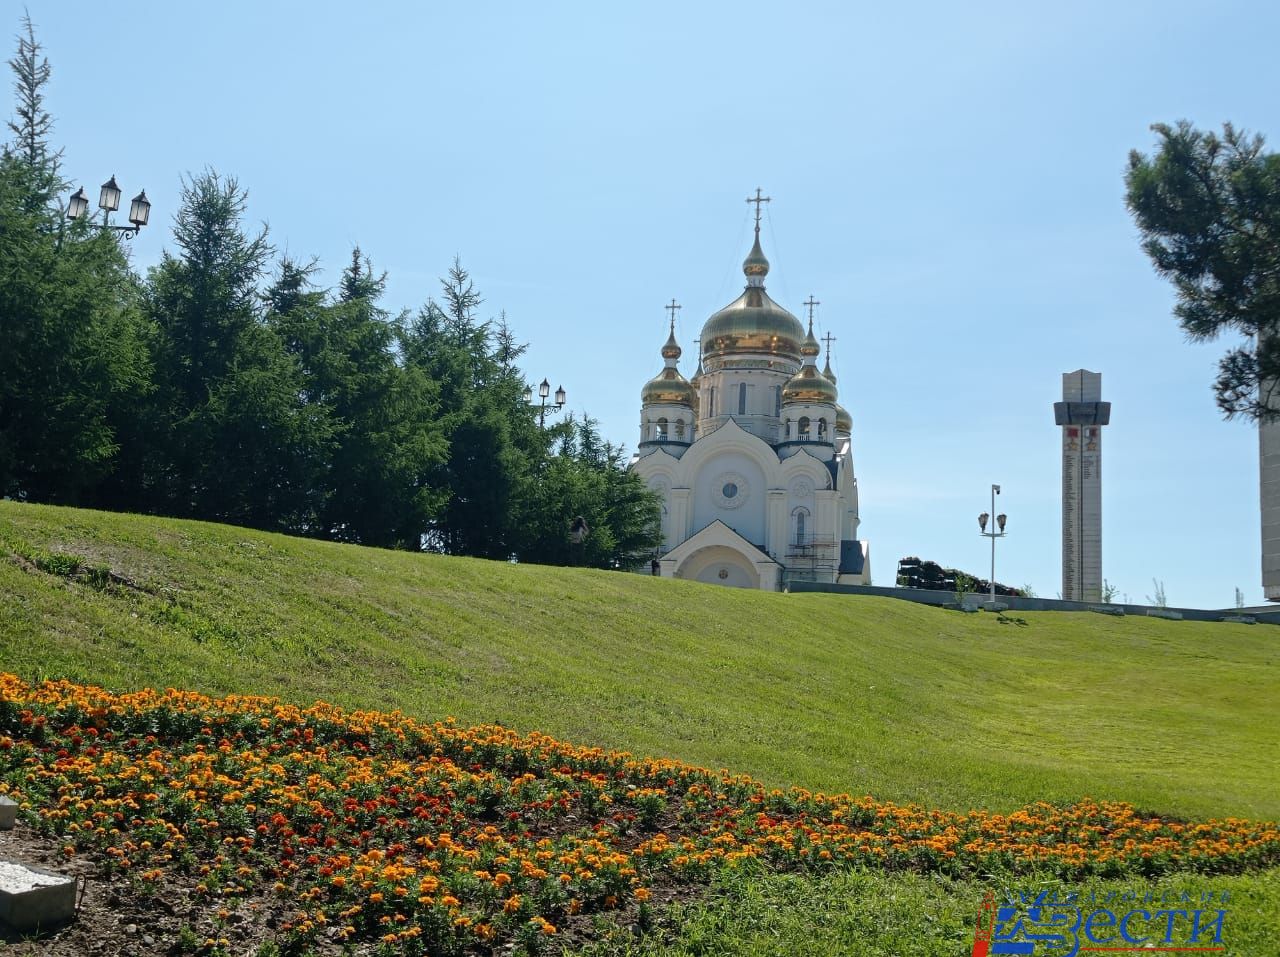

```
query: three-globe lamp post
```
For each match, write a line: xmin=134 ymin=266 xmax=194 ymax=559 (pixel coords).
xmin=977 ymin=484 xmax=1008 ymax=607
xmin=67 ymin=175 xmax=150 ymax=239
xmin=524 ymin=378 xmax=566 ymax=428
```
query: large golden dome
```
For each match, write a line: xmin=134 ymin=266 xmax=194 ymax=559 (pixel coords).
xmin=700 ymin=230 xmax=806 ymax=363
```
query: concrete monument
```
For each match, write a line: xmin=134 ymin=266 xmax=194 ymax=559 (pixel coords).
xmin=1261 ymin=414 xmax=1280 ymax=601
xmin=1054 ymin=370 xmax=1110 ymax=602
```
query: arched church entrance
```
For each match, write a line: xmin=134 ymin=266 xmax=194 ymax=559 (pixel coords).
xmin=675 ymin=545 xmax=758 ymax=589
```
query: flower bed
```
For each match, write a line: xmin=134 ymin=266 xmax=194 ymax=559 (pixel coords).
xmin=1 ymin=675 xmax=1275 ymax=953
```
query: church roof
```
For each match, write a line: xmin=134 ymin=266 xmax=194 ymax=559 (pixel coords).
xmin=839 ymin=540 xmax=866 ymax=576
xmin=641 ymin=366 xmax=695 ymax=406
xmin=782 ymin=319 xmax=838 ymax=404
xmin=642 ymin=314 xmax=695 ymax=408
xmin=700 ymin=226 xmax=805 ymax=363
xmin=782 ymin=363 xmax=838 ymax=404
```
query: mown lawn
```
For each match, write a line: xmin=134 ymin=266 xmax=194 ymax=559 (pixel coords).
xmin=571 ymin=868 xmax=1280 ymax=957
xmin=1 ymin=500 xmax=1276 ymax=822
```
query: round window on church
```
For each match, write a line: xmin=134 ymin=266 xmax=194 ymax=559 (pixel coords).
xmin=718 ymin=568 xmax=729 ymax=580
xmin=712 ymin=472 xmax=749 ymax=509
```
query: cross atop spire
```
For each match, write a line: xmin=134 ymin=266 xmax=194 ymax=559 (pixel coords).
xmin=803 ymin=295 xmax=820 ymax=325
xmin=821 ymin=330 xmax=836 ymax=358
xmin=746 ymin=187 xmax=771 ymax=230
xmin=665 ymin=298 xmax=681 ymax=332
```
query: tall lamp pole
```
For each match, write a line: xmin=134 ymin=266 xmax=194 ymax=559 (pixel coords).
xmin=977 ymin=484 xmax=1008 ymax=606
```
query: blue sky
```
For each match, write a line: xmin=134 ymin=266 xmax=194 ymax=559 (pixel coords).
xmin=19 ymin=1 xmax=1278 ymax=607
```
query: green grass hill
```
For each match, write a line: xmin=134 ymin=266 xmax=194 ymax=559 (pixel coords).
xmin=2 ymin=500 xmax=1275 ymax=823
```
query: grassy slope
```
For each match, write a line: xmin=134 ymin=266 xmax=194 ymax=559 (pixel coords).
xmin=1 ymin=500 xmax=1276 ymax=822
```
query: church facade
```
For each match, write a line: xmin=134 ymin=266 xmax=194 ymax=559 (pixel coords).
xmin=631 ymin=211 xmax=870 ymax=590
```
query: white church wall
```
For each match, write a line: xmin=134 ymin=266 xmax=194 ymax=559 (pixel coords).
xmin=691 ymin=451 xmax=768 ymax=547
xmin=785 ymin=474 xmax=817 ymax=547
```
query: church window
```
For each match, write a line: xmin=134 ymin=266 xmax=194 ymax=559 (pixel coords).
xmin=818 ymin=418 xmax=828 ymax=440
xmin=656 ymin=417 xmax=668 ymax=440
xmin=738 ymin=382 xmax=747 ymax=415
xmin=709 ymin=387 xmax=716 ymax=416
xmin=793 ymin=508 xmax=809 ymax=545
xmin=798 ymin=416 xmax=810 ymax=439
xmin=721 ymin=481 xmax=739 ymax=500
xmin=774 ymin=385 xmax=782 ymax=416
xmin=785 ymin=419 xmax=791 ymax=439
xmin=675 ymin=418 xmax=685 ymax=439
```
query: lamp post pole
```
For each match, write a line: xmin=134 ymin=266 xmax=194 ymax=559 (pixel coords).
xmin=978 ymin=485 xmax=1007 ymax=606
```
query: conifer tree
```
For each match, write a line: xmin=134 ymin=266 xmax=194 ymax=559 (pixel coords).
xmin=144 ymin=172 xmax=331 ymax=528
xmin=0 ymin=16 xmax=150 ymax=503
xmin=1127 ymin=122 xmax=1280 ymax=420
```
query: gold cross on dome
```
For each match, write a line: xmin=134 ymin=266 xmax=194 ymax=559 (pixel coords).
xmin=746 ymin=188 xmax=771 ymax=227
xmin=665 ymin=298 xmax=681 ymax=331
xmin=821 ymin=330 xmax=836 ymax=357
xmin=803 ymin=295 xmax=820 ymax=324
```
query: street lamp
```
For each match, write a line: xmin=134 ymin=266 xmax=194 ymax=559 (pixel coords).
xmin=66 ymin=175 xmax=150 ymax=239
xmin=977 ymin=484 xmax=1008 ymax=606
xmin=525 ymin=377 xmax=566 ymax=427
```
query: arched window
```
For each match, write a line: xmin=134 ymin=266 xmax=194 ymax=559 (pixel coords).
xmin=674 ymin=418 xmax=685 ymax=439
xmin=818 ymin=418 xmax=828 ymax=440
xmin=798 ymin=416 xmax=810 ymax=439
xmin=793 ymin=508 xmax=809 ymax=545
xmin=774 ymin=386 xmax=782 ymax=416
xmin=656 ymin=417 xmax=668 ymax=440
xmin=738 ymin=382 xmax=747 ymax=415
xmin=784 ymin=419 xmax=792 ymax=439
xmin=709 ymin=386 xmax=716 ymax=417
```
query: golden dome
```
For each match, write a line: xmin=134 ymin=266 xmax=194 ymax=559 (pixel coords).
xmin=660 ymin=327 xmax=681 ymax=360
xmin=835 ymin=402 xmax=852 ymax=433
xmin=699 ymin=227 xmax=806 ymax=363
xmin=782 ymin=364 xmax=838 ymax=404
xmin=642 ymin=366 xmax=695 ymax=407
xmin=742 ymin=231 xmax=769 ymax=279
xmin=800 ymin=323 xmax=821 ymax=358
xmin=701 ymin=287 xmax=806 ymax=361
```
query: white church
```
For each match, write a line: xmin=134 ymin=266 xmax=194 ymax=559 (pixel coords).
xmin=631 ymin=202 xmax=870 ymax=590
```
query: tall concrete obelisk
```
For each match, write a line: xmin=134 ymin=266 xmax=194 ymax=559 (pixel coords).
xmin=1054 ymin=370 xmax=1110 ymax=602
xmin=1261 ymin=413 xmax=1280 ymax=601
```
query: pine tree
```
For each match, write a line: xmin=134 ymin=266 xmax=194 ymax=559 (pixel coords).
xmin=1127 ymin=122 xmax=1280 ymax=420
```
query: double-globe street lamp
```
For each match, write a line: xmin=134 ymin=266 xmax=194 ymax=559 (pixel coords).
xmin=524 ymin=378 xmax=566 ymax=428
xmin=977 ymin=484 xmax=1008 ymax=607
xmin=67 ymin=175 xmax=150 ymax=239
